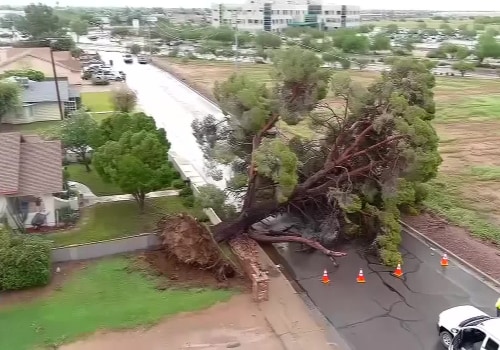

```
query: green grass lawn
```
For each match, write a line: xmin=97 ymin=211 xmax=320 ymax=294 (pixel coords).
xmin=436 ymin=96 xmax=500 ymax=123
xmin=424 ymin=177 xmax=500 ymax=244
xmin=47 ymin=196 xmax=204 ymax=247
xmin=0 ymin=257 xmax=233 ymax=350
xmin=66 ymin=164 xmax=124 ymax=196
xmin=81 ymin=91 xmax=114 ymax=112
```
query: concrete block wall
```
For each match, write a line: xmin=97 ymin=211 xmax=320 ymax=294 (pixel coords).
xmin=51 ymin=233 xmax=160 ymax=262
xmin=168 ymin=150 xmax=269 ymax=302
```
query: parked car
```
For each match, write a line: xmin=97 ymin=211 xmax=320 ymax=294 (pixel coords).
xmin=438 ymin=305 xmax=500 ymax=349
xmin=123 ymin=54 xmax=133 ymax=63
xmin=118 ymin=71 xmax=126 ymax=81
xmin=137 ymin=55 xmax=148 ymax=64
xmin=91 ymin=74 xmax=110 ymax=85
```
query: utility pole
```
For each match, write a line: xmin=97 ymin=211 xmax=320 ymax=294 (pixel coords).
xmin=48 ymin=40 xmax=64 ymax=121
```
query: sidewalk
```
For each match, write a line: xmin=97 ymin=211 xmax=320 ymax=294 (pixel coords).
xmin=68 ymin=182 xmax=179 ymax=206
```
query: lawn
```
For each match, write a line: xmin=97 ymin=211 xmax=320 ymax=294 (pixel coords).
xmin=65 ymin=164 xmax=124 ymax=196
xmin=0 ymin=257 xmax=232 ymax=350
xmin=81 ymin=91 xmax=114 ymax=112
xmin=0 ymin=120 xmax=62 ymax=135
xmin=47 ymin=196 xmax=204 ymax=246
xmin=158 ymin=57 xmax=500 ymax=243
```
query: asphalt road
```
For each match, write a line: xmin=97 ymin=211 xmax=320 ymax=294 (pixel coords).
xmin=95 ymin=50 xmax=500 ymax=350
xmin=266 ymin=220 xmax=499 ymax=350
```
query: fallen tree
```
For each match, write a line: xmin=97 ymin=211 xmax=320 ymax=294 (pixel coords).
xmin=192 ymin=48 xmax=441 ymax=266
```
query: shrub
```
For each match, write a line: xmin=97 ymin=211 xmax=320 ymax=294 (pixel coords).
xmin=182 ymin=195 xmax=195 ymax=208
xmin=0 ymin=228 xmax=52 ymax=291
xmin=171 ymin=179 xmax=186 ymax=189
xmin=179 ymin=186 xmax=193 ymax=197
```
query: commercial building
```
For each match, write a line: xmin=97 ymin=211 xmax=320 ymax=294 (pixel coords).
xmin=211 ymin=0 xmax=360 ymax=33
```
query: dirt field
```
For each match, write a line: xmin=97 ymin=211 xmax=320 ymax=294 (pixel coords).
xmin=60 ymin=294 xmax=283 ymax=350
xmin=155 ymin=57 xmax=500 ymax=276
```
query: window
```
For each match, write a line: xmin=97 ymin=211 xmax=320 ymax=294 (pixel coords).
xmin=486 ymin=339 xmax=499 ymax=350
xmin=64 ymin=100 xmax=77 ymax=112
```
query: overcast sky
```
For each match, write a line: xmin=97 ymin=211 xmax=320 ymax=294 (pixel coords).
xmin=6 ymin=0 xmax=500 ymax=12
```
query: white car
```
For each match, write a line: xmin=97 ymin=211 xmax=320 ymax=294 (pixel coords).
xmin=438 ymin=305 xmax=500 ymax=349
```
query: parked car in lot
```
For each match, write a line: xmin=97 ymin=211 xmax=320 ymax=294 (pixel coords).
xmin=137 ymin=55 xmax=148 ymax=64
xmin=91 ymin=74 xmax=110 ymax=85
xmin=438 ymin=305 xmax=500 ymax=349
xmin=123 ymin=54 xmax=133 ymax=63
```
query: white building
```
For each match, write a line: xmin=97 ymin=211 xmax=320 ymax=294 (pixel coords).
xmin=211 ymin=0 xmax=360 ymax=33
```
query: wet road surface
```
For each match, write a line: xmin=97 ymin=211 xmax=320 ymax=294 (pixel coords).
xmin=275 ymin=229 xmax=499 ymax=350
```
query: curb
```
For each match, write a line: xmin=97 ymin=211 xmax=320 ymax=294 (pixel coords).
xmin=400 ymin=220 xmax=500 ymax=291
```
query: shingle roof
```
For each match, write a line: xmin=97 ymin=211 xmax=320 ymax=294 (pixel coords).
xmin=0 ymin=48 xmax=81 ymax=72
xmin=0 ymin=132 xmax=62 ymax=196
xmin=22 ymin=80 xmax=70 ymax=103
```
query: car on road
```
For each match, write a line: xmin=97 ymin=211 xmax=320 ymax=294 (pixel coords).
xmin=123 ymin=54 xmax=133 ymax=64
xmin=438 ymin=305 xmax=500 ymax=349
xmin=137 ymin=55 xmax=148 ymax=64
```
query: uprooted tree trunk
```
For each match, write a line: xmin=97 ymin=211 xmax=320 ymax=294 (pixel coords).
xmin=156 ymin=213 xmax=236 ymax=280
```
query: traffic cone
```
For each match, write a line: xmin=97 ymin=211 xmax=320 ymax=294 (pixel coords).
xmin=441 ymin=253 xmax=449 ymax=267
xmin=356 ymin=269 xmax=366 ymax=283
xmin=322 ymin=269 xmax=330 ymax=284
xmin=393 ymin=263 xmax=403 ymax=277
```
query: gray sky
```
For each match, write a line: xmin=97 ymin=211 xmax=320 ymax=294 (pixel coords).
xmin=6 ymin=0 xmax=500 ymax=11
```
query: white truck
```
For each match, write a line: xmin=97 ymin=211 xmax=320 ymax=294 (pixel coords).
xmin=438 ymin=305 xmax=500 ymax=350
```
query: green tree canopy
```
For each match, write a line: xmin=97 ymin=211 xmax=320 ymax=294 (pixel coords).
xmin=59 ymin=111 xmax=102 ymax=171
xmin=475 ymin=33 xmax=500 ymax=62
xmin=16 ymin=4 xmax=65 ymax=39
xmin=0 ymin=69 xmax=44 ymax=81
xmin=255 ymin=31 xmax=282 ymax=49
xmin=370 ymin=33 xmax=391 ymax=51
xmin=0 ymin=81 xmax=21 ymax=125
xmin=70 ymin=19 xmax=89 ymax=42
xmin=452 ymin=60 xmax=475 ymax=76
xmin=93 ymin=128 xmax=176 ymax=211
xmin=192 ymin=48 xmax=441 ymax=266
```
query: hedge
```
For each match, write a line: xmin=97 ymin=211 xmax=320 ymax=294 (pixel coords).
xmin=0 ymin=228 xmax=52 ymax=291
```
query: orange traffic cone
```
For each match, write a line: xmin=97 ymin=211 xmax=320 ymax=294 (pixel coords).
xmin=393 ymin=263 xmax=403 ymax=277
xmin=356 ymin=269 xmax=366 ymax=283
xmin=322 ymin=269 xmax=330 ymax=284
xmin=441 ymin=253 xmax=449 ymax=267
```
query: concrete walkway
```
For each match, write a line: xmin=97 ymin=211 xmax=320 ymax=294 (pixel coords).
xmin=68 ymin=181 xmax=179 ymax=206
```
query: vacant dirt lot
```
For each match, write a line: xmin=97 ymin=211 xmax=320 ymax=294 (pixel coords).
xmin=60 ymin=294 xmax=283 ymax=350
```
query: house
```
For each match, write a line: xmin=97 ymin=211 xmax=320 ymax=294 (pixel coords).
xmin=0 ymin=132 xmax=75 ymax=229
xmin=0 ymin=47 xmax=82 ymax=86
xmin=1 ymin=76 xmax=80 ymax=125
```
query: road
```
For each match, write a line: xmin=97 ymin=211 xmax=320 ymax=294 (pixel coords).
xmin=97 ymin=51 xmax=226 ymax=187
xmin=263 ymin=217 xmax=499 ymax=350
xmin=95 ymin=49 xmax=499 ymax=350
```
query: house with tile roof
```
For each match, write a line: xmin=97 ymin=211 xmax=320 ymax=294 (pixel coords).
xmin=1 ymin=76 xmax=80 ymax=125
xmin=0 ymin=47 xmax=82 ymax=86
xmin=0 ymin=132 xmax=75 ymax=229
